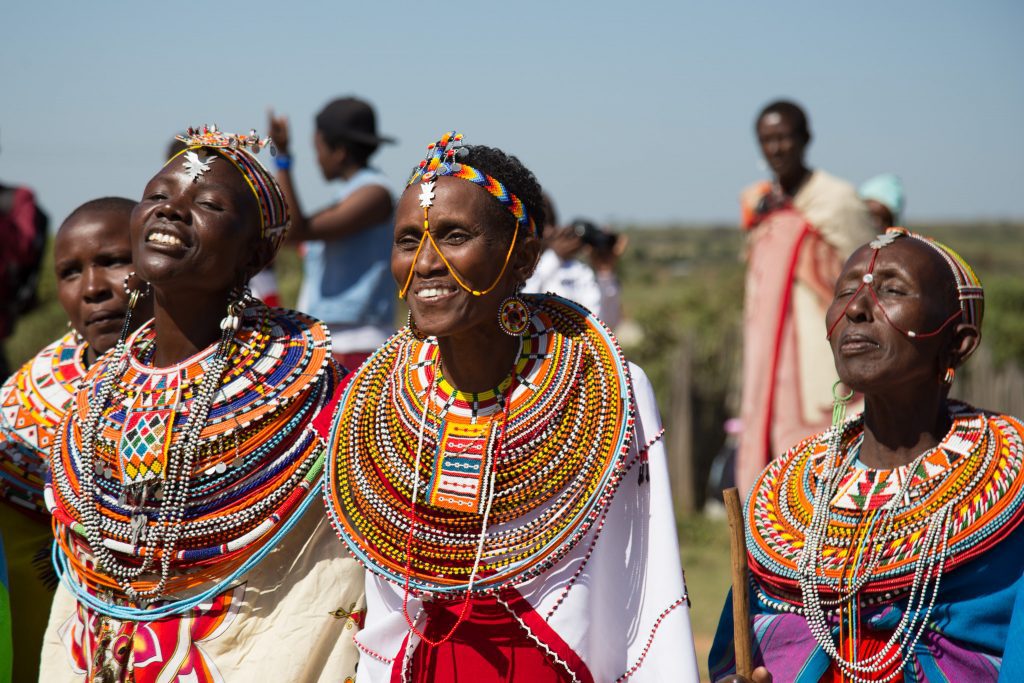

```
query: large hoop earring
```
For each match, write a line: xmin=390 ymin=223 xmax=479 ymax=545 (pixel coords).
xmin=497 ymin=286 xmax=530 ymax=337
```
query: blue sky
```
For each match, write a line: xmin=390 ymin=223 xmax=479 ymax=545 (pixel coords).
xmin=2 ymin=1 xmax=1021 ymax=227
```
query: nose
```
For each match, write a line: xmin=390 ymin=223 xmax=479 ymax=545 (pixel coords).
xmin=844 ymin=278 xmax=876 ymax=322
xmin=155 ymin=194 xmax=188 ymax=222
xmin=82 ymin=265 xmax=112 ymax=303
xmin=414 ymin=231 xmax=448 ymax=277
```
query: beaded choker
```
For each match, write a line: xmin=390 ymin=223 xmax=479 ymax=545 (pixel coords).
xmin=47 ymin=306 xmax=336 ymax=618
xmin=0 ymin=331 xmax=88 ymax=515
xmin=326 ymin=293 xmax=636 ymax=595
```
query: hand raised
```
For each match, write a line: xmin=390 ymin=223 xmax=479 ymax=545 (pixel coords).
xmin=267 ymin=109 xmax=291 ymax=155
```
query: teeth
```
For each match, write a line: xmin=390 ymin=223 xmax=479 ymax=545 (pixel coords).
xmin=418 ymin=287 xmax=454 ymax=299
xmin=147 ymin=231 xmax=185 ymax=247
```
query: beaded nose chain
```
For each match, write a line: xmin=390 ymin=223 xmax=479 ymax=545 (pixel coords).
xmin=400 ymin=349 xmax=516 ymax=647
xmin=826 ymin=230 xmax=966 ymax=342
xmin=398 ymin=131 xmax=535 ymax=301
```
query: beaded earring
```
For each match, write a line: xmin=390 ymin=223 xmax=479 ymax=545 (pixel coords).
xmin=118 ymin=272 xmax=152 ymax=347
xmin=221 ymin=285 xmax=253 ymax=332
xmin=497 ymin=285 xmax=530 ymax=336
xmin=942 ymin=367 xmax=956 ymax=387
xmin=407 ymin=310 xmax=428 ymax=341
xmin=67 ymin=321 xmax=85 ymax=345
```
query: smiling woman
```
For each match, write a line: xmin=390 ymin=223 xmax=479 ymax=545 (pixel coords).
xmin=711 ymin=228 xmax=1024 ymax=682
xmin=325 ymin=132 xmax=699 ymax=682
xmin=38 ymin=126 xmax=363 ymax=683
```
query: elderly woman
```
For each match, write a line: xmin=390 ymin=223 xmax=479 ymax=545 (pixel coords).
xmin=39 ymin=126 xmax=363 ymax=682
xmin=325 ymin=132 xmax=698 ymax=682
xmin=0 ymin=197 xmax=145 ymax=682
xmin=710 ymin=228 xmax=1024 ymax=681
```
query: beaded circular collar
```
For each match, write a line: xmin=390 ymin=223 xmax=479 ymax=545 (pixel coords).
xmin=747 ymin=402 xmax=1024 ymax=602
xmin=47 ymin=306 xmax=336 ymax=610
xmin=0 ymin=331 xmax=87 ymax=514
xmin=326 ymin=293 xmax=636 ymax=595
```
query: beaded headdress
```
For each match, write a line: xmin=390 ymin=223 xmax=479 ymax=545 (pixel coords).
xmin=873 ymin=227 xmax=984 ymax=330
xmin=167 ymin=125 xmax=290 ymax=254
xmin=406 ymin=131 xmax=535 ymax=236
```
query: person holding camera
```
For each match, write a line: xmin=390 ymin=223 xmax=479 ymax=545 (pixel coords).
xmin=524 ymin=195 xmax=624 ymax=328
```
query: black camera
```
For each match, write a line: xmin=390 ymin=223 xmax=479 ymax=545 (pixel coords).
xmin=570 ymin=219 xmax=618 ymax=251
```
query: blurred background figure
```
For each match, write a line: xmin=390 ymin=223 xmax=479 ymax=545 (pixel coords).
xmin=735 ymin=99 xmax=874 ymax=496
xmin=268 ymin=96 xmax=396 ymax=370
xmin=0 ymin=197 xmax=145 ymax=682
xmin=860 ymin=172 xmax=906 ymax=230
xmin=0 ymin=141 xmax=48 ymax=378
xmin=524 ymin=194 xmax=625 ymax=329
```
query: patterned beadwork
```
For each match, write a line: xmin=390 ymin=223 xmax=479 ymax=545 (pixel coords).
xmin=747 ymin=402 xmax=1024 ymax=601
xmin=0 ymin=332 xmax=87 ymax=514
xmin=47 ymin=306 xmax=337 ymax=609
xmin=325 ymin=293 xmax=636 ymax=595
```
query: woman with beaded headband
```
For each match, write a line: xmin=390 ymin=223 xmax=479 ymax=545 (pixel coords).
xmin=0 ymin=196 xmax=149 ymax=682
xmin=711 ymin=228 xmax=1024 ymax=682
xmin=39 ymin=125 xmax=364 ymax=683
xmin=325 ymin=131 xmax=699 ymax=682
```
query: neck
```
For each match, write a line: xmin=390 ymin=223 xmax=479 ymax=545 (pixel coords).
xmin=858 ymin=389 xmax=950 ymax=469
xmin=435 ymin=324 xmax=519 ymax=394
xmin=777 ymin=165 xmax=811 ymax=196
xmin=149 ymin=288 xmax=230 ymax=367
xmin=338 ymin=161 xmax=364 ymax=181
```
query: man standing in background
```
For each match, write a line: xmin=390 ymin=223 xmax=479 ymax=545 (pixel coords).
xmin=268 ymin=96 xmax=396 ymax=370
xmin=736 ymin=100 xmax=874 ymax=495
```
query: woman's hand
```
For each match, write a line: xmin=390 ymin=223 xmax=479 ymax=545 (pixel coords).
xmin=716 ymin=666 xmax=773 ymax=683
xmin=267 ymin=110 xmax=291 ymax=156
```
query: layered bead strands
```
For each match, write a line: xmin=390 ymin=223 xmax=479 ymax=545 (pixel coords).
xmin=745 ymin=403 xmax=1024 ymax=681
xmin=45 ymin=306 xmax=336 ymax=619
xmin=0 ymin=331 xmax=88 ymax=514
xmin=326 ymin=293 xmax=637 ymax=595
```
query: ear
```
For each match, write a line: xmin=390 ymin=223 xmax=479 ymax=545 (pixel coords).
xmin=947 ymin=322 xmax=981 ymax=369
xmin=511 ymin=232 xmax=542 ymax=284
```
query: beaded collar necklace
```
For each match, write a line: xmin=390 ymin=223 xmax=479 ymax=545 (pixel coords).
xmin=326 ymin=293 xmax=636 ymax=597
xmin=48 ymin=305 xmax=335 ymax=618
xmin=747 ymin=403 xmax=1024 ymax=681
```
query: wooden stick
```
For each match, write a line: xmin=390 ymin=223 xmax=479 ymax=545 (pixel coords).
xmin=723 ymin=487 xmax=753 ymax=678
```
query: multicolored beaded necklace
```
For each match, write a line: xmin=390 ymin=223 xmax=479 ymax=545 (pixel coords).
xmin=326 ymin=293 xmax=636 ymax=598
xmin=747 ymin=402 xmax=1024 ymax=681
xmin=47 ymin=305 xmax=336 ymax=619
xmin=0 ymin=331 xmax=88 ymax=515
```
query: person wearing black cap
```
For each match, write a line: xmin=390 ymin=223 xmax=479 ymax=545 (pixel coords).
xmin=268 ymin=96 xmax=396 ymax=369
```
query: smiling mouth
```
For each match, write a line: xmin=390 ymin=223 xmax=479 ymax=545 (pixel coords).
xmin=415 ymin=285 xmax=457 ymax=301
xmin=145 ymin=228 xmax=187 ymax=248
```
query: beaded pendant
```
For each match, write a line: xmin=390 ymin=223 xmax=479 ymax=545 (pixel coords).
xmin=429 ymin=420 xmax=495 ymax=513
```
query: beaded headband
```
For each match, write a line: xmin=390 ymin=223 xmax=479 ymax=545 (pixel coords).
xmin=167 ymin=125 xmax=290 ymax=254
xmin=406 ymin=131 xmax=535 ymax=236
xmin=872 ymin=227 xmax=984 ymax=329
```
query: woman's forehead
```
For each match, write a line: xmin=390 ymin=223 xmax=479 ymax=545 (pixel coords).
xmin=845 ymin=239 xmax=950 ymax=286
